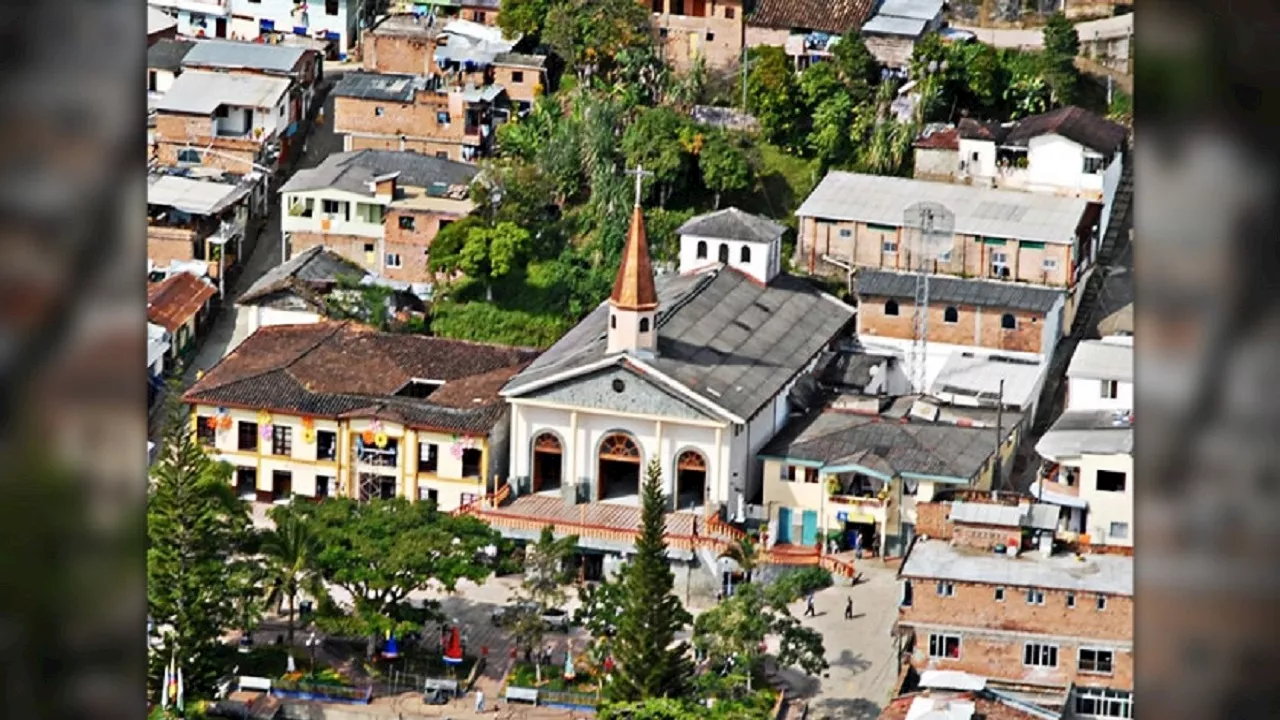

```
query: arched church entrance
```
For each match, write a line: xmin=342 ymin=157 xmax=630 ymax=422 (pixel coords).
xmin=597 ymin=433 xmax=641 ymax=502
xmin=675 ymin=450 xmax=708 ymax=511
xmin=532 ymin=432 xmax=563 ymax=493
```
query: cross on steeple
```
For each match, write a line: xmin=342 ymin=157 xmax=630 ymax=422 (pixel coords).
xmin=625 ymin=164 xmax=654 ymax=208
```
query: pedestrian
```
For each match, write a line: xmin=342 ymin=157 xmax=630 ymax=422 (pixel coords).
xmin=845 ymin=596 xmax=854 ymax=620
xmin=475 ymin=689 xmax=485 ymax=713
xmin=804 ymin=593 xmax=816 ymax=617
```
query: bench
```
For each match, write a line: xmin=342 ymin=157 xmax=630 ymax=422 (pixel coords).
xmin=238 ymin=676 xmax=272 ymax=692
xmin=505 ymin=686 xmax=539 ymax=705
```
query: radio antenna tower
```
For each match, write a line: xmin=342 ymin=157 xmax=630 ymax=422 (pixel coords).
xmin=903 ymin=202 xmax=955 ymax=393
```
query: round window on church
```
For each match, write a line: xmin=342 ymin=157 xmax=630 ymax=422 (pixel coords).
xmin=611 ymin=378 xmax=626 ymax=393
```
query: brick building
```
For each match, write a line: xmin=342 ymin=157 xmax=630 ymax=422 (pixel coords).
xmin=650 ymin=0 xmax=746 ymax=71
xmin=147 ymin=168 xmax=266 ymax=290
xmin=744 ymin=0 xmax=876 ymax=69
xmin=896 ymin=529 xmax=1133 ymax=696
xmin=280 ymin=149 xmax=478 ymax=287
xmin=331 ymin=71 xmax=506 ymax=162
xmin=152 ymin=69 xmax=294 ymax=171
xmin=179 ymin=39 xmax=324 ymax=119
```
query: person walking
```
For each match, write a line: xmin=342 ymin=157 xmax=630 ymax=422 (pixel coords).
xmin=804 ymin=592 xmax=816 ymax=617
xmin=475 ymin=689 xmax=485 ymax=713
xmin=845 ymin=596 xmax=854 ymax=620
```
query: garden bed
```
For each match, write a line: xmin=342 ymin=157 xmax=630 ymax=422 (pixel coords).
xmin=273 ymin=670 xmax=372 ymax=704
xmin=506 ymin=661 xmax=601 ymax=695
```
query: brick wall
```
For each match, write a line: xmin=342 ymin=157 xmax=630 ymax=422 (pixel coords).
xmin=383 ymin=207 xmax=464 ymax=283
xmin=362 ymin=31 xmax=438 ymax=75
xmin=347 ymin=135 xmax=468 ymax=162
xmin=288 ymin=231 xmax=378 ymax=274
xmin=334 ymin=93 xmax=479 ymax=149
xmin=953 ymin=524 xmax=1023 ymax=551
xmin=908 ymin=628 xmax=1134 ymax=690
xmin=493 ymin=65 xmax=543 ymax=105
xmin=915 ymin=501 xmax=953 ymax=539
xmin=148 ymin=226 xmax=200 ymax=268
xmin=652 ymin=0 xmax=745 ymax=71
xmin=857 ymin=295 xmax=1048 ymax=353
xmin=460 ymin=6 xmax=499 ymax=24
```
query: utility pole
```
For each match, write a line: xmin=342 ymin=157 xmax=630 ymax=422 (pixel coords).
xmin=741 ymin=45 xmax=748 ymax=112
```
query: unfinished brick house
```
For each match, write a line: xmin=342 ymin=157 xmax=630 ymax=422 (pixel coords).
xmin=152 ymin=69 xmax=294 ymax=171
xmin=331 ymin=71 xmax=506 ymax=162
xmin=280 ymin=149 xmax=478 ymax=287
xmin=147 ymin=167 xmax=266 ymax=291
xmin=895 ymin=506 xmax=1133 ymax=697
xmin=650 ymin=0 xmax=746 ymax=71
xmin=179 ymin=39 xmax=324 ymax=120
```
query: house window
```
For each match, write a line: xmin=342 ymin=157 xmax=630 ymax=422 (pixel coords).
xmin=696 ymin=240 xmax=707 ymax=258
xmin=271 ymin=425 xmax=293 ymax=456
xmin=1043 ymin=258 xmax=1058 ymax=270
xmin=420 ymin=443 xmax=439 ymax=473
xmin=272 ymin=470 xmax=292 ymax=501
xmin=784 ymin=465 xmax=797 ymax=482
xmin=1109 ymin=521 xmax=1130 ymax=539
xmin=1096 ymin=594 xmax=1108 ymax=611
xmin=927 ymin=633 xmax=961 ymax=659
xmin=803 ymin=467 xmax=819 ymax=484
xmin=659 ymin=28 xmax=668 ymax=37
xmin=399 ymin=215 xmax=416 ymax=231
xmin=1100 ymin=379 xmax=1119 ymax=398
xmin=1096 ymin=470 xmax=1127 ymax=492
xmin=196 ymin=416 xmax=216 ymax=446
xmin=1073 ymin=687 xmax=1132 ymax=719
xmin=316 ymin=475 xmax=332 ymax=498
xmin=885 ymin=300 xmax=900 ymax=316
xmin=1066 ymin=592 xmax=1076 ymax=608
xmin=1023 ymin=643 xmax=1059 ymax=668
xmin=1078 ymin=648 xmax=1115 ymax=674
xmin=177 ymin=149 xmax=201 ymax=163
xmin=386 ymin=253 xmax=402 ymax=268
xmin=882 ymin=240 xmax=897 ymax=253
xmin=421 ymin=487 xmax=440 ymax=504
xmin=324 ymin=0 xmax=339 ymax=15
xmin=725 ymin=6 xmax=735 ymax=17
xmin=707 ymin=31 xmax=715 ymax=40
xmin=740 ymin=245 xmax=751 ymax=263
xmin=1026 ymin=588 xmax=1045 ymax=605
xmin=838 ymin=229 xmax=852 ymax=238
xmin=1083 ymin=155 xmax=1107 ymax=174
xmin=437 ymin=111 xmax=450 ymax=124
xmin=936 ymin=581 xmax=954 ymax=597
xmin=512 ymin=70 xmax=525 ymax=83
xmin=610 ymin=314 xmax=617 ymax=329
xmin=1001 ymin=313 xmax=1017 ymax=329
xmin=363 ymin=243 xmax=375 ymax=254
xmin=148 ymin=71 xmax=158 ymax=92
xmin=943 ymin=306 xmax=959 ymax=323
xmin=994 ymin=586 xmax=1005 ymax=602
xmin=475 ymin=11 xmax=486 ymax=22
xmin=238 ymin=421 xmax=259 ymax=451
xmin=322 ymin=199 xmax=340 ymax=214
xmin=991 ymin=251 xmax=1008 ymax=264
xmin=901 ymin=580 xmax=913 ymax=607
xmin=375 ymin=106 xmax=384 ymax=116
xmin=317 ymin=430 xmax=337 ymax=460
xmin=938 ymin=250 xmax=951 ymax=262
xmin=461 ymin=448 xmax=483 ymax=478
xmin=639 ymin=317 xmax=651 ymax=332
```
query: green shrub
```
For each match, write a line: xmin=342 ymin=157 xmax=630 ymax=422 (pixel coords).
xmin=767 ymin=567 xmax=834 ymax=605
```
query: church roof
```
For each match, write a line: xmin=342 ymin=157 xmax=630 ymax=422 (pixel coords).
xmin=610 ymin=204 xmax=659 ymax=311
xmin=677 ymin=207 xmax=788 ymax=244
xmin=503 ymin=266 xmax=856 ymax=422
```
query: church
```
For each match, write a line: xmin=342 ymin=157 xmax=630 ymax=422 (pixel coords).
xmin=488 ymin=190 xmax=855 ymax=564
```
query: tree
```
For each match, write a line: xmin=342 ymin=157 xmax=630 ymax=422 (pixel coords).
xmin=829 ymin=34 xmax=880 ymax=106
xmin=147 ymin=381 xmax=254 ymax=699
xmin=698 ymin=132 xmax=752 ymax=208
xmin=717 ymin=536 xmax=762 ymax=585
xmin=544 ymin=0 xmax=652 ymax=81
xmin=302 ymin=498 xmax=501 ymax=657
xmin=808 ymin=93 xmax=856 ymax=170
xmin=427 ymin=216 xmax=487 ymax=274
xmin=691 ymin=583 xmax=827 ymax=693
xmin=746 ymin=46 xmax=804 ymax=150
xmin=498 ymin=0 xmax=552 ymax=39
xmin=957 ymin=42 xmax=1002 ymax=113
xmin=259 ymin=504 xmax=329 ymax=644
xmin=622 ymin=107 xmax=693 ymax=206
xmin=510 ymin=526 xmax=579 ymax=683
xmin=1041 ymin=12 xmax=1080 ymax=106
xmin=607 ymin=459 xmax=694 ymax=702
xmin=456 ymin=221 xmax=533 ymax=301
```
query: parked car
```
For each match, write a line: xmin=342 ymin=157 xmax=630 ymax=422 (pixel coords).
xmin=491 ymin=602 xmax=570 ymax=631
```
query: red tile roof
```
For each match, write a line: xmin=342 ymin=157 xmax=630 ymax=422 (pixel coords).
xmin=914 ymin=125 xmax=960 ymax=150
xmin=147 ymin=272 xmax=216 ymax=333
xmin=749 ymin=0 xmax=877 ymax=35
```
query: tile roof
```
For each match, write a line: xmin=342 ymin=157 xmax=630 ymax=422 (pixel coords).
xmin=484 ymin=494 xmax=702 ymax=536
xmin=610 ymin=205 xmax=659 ymax=311
xmin=914 ymin=124 xmax=959 ymax=151
xmin=504 ymin=267 xmax=855 ymax=421
xmin=331 ymin=71 xmax=428 ymax=103
xmin=676 ymin=207 xmax=788 ymax=244
xmin=184 ymin=322 xmax=541 ymax=434
xmin=1002 ymin=106 xmax=1127 ymax=155
xmin=861 ymin=15 xmax=930 ymax=37
xmin=237 ymin=246 xmax=368 ymax=310
xmin=749 ymin=0 xmax=876 ymax=34
xmin=280 ymin=149 xmax=479 ymax=195
xmin=900 ymin=537 xmax=1134 ymax=595
xmin=156 ymin=70 xmax=292 ymax=114
xmin=796 ymin=172 xmax=1091 ymax=245
xmin=1066 ymin=339 xmax=1132 ymax=382
xmin=148 ymin=39 xmax=197 ymax=72
xmin=181 ymin=39 xmax=309 ymax=74
xmin=855 ymin=269 xmax=1065 ymax=314
xmin=148 ymin=272 xmax=216 ymax=333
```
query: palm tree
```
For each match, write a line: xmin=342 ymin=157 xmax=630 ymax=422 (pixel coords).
xmin=260 ymin=507 xmax=327 ymax=644
xmin=718 ymin=536 xmax=762 ymax=584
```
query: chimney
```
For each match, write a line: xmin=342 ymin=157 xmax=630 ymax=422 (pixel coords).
xmin=372 ymin=172 xmax=399 ymax=201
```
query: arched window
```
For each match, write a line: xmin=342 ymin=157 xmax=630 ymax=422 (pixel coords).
xmin=944 ymin=306 xmax=959 ymax=323
xmin=885 ymin=300 xmax=900 ymax=316
xmin=718 ymin=244 xmax=729 ymax=263
xmin=696 ymin=240 xmax=707 ymax=259
xmin=610 ymin=314 xmax=617 ymax=329
xmin=1001 ymin=313 xmax=1016 ymax=329
xmin=639 ymin=317 xmax=650 ymax=332
xmin=740 ymin=245 xmax=751 ymax=263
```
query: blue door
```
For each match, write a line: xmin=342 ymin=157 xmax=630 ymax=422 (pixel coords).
xmin=801 ymin=510 xmax=819 ymax=547
xmin=776 ymin=507 xmax=793 ymax=545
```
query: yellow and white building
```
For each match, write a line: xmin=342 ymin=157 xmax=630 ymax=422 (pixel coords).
xmin=183 ymin=320 xmax=539 ymax=511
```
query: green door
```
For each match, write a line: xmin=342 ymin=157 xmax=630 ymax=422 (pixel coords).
xmin=801 ymin=510 xmax=819 ymax=546
xmin=776 ymin=507 xmax=793 ymax=544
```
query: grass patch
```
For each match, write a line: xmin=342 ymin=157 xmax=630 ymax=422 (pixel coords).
xmin=212 ymin=644 xmax=307 ymax=678
xmin=506 ymin=661 xmax=601 ymax=693
xmin=749 ymin=143 xmax=820 ymax=222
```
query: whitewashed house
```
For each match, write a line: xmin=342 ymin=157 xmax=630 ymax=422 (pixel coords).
xmin=1064 ymin=335 xmax=1134 ymax=412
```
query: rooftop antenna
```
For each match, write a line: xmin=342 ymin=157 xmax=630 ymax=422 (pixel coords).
xmin=903 ymin=201 xmax=955 ymax=393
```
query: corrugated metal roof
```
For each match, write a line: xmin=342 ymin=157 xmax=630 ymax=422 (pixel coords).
xmin=156 ymin=70 xmax=291 ymax=114
xmin=796 ymin=172 xmax=1090 ymax=244
xmin=874 ymin=0 xmax=945 ymax=19
xmin=148 ymin=6 xmax=177 ymax=35
xmin=677 ymin=207 xmax=788 ymax=243
xmin=182 ymin=39 xmax=308 ymax=73
xmin=949 ymin=502 xmax=1023 ymax=527
xmin=900 ymin=538 xmax=1133 ymax=595
xmin=861 ymin=15 xmax=930 ymax=36
xmin=930 ymin=352 xmax=1046 ymax=411
xmin=331 ymin=72 xmax=427 ymax=102
xmin=148 ymin=173 xmax=253 ymax=215
xmin=1035 ymin=409 xmax=1133 ymax=459
xmin=855 ymin=269 xmax=1065 ymax=314
xmin=1067 ymin=339 xmax=1132 ymax=382
xmin=280 ymin=149 xmax=478 ymax=195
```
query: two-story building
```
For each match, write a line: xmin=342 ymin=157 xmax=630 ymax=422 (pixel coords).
xmin=149 ymin=0 xmax=232 ymax=40
xmin=389 ymin=0 xmax=502 ymax=26
xmin=183 ymin=321 xmax=540 ymax=510
xmin=152 ymin=68 xmax=294 ymax=171
xmin=148 ymin=39 xmax=197 ymax=117
xmin=180 ymin=39 xmax=324 ymax=120
xmin=224 ymin=0 xmax=366 ymax=56
xmin=280 ymin=149 xmax=478 ymax=287
xmin=745 ymin=0 xmax=877 ymax=70
xmin=148 ymin=271 xmax=218 ymax=363
xmin=859 ymin=0 xmax=945 ymax=69
xmin=650 ymin=0 xmax=746 ymax=71
xmin=147 ymin=167 xmax=266 ymax=293
xmin=331 ymin=71 xmax=507 ymax=162
xmin=897 ymin=532 xmax=1133 ymax=696
xmin=759 ymin=393 xmax=1024 ymax=559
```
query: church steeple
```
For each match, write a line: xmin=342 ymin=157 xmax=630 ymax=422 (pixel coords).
xmin=607 ymin=166 xmax=659 ymax=356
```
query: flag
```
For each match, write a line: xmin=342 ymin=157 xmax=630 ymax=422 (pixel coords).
xmin=160 ymin=656 xmax=172 ymax=708
xmin=167 ymin=656 xmax=179 ymax=707
xmin=176 ymin=662 xmax=185 ymax=712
